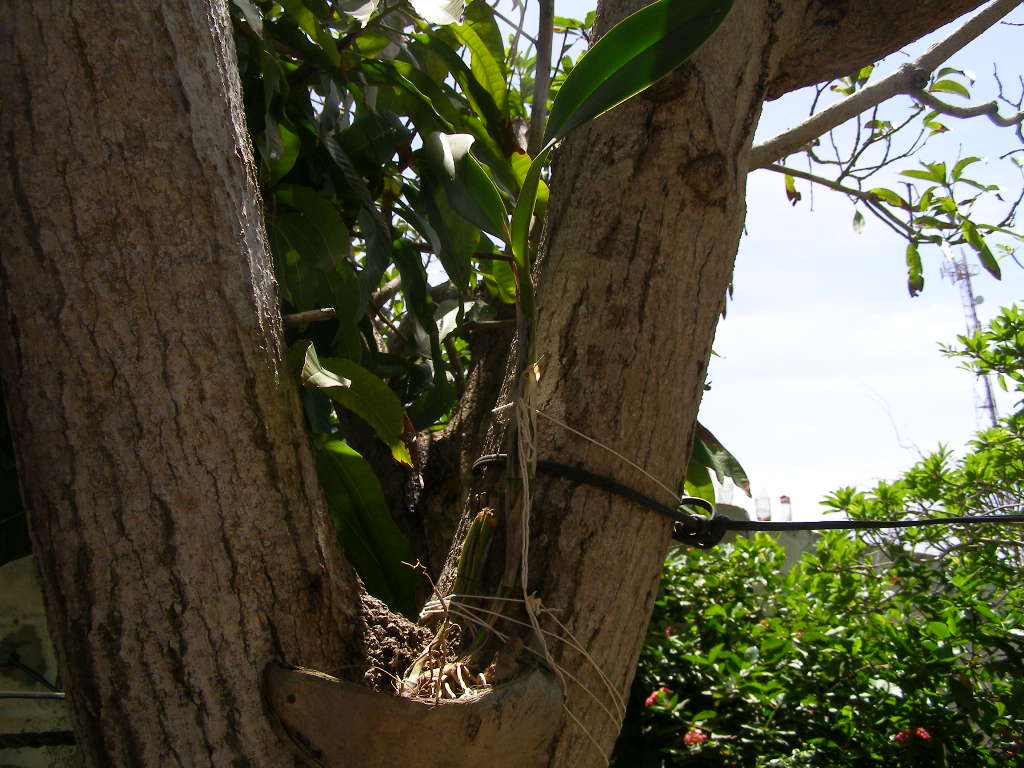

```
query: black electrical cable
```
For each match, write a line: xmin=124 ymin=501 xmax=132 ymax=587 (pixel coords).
xmin=471 ymin=453 xmax=1024 ymax=549
xmin=3 ymin=652 xmax=60 ymax=692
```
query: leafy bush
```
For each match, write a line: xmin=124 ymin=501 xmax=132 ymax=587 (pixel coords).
xmin=616 ymin=305 xmax=1024 ymax=767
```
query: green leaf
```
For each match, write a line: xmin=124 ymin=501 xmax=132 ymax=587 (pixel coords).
xmin=291 ymin=341 xmax=413 ymax=467
xmin=902 ymin=168 xmax=945 ymax=184
xmin=510 ymin=151 xmax=550 ymax=219
xmin=231 ymin=0 xmax=264 ymax=36
xmin=454 ymin=1 xmax=508 ymax=115
xmin=684 ymin=459 xmax=715 ymax=504
xmin=852 ymin=209 xmax=865 ymax=234
xmin=268 ymin=124 xmax=301 ymax=184
xmin=930 ymin=79 xmax=971 ymax=99
xmin=510 ymin=148 xmax=550 ymax=270
xmin=413 ymin=35 xmax=505 ymax=140
xmin=279 ymin=0 xmax=340 ymax=66
xmin=694 ymin=422 xmax=751 ymax=496
xmin=784 ymin=174 xmax=801 ymax=205
xmin=478 ymin=249 xmax=517 ymax=303
xmin=421 ymin=132 xmax=510 ymax=240
xmin=906 ymin=241 xmax=924 ymax=297
xmin=392 ymin=243 xmax=456 ymax=427
xmin=413 ymin=177 xmax=479 ymax=292
xmin=544 ymin=0 xmax=732 ymax=143
xmin=315 ymin=440 xmax=418 ymax=619
xmin=961 ymin=219 xmax=1001 ymax=279
xmin=360 ymin=59 xmax=456 ymax=133
xmin=951 ymin=156 xmax=982 ymax=182
xmin=869 ymin=187 xmax=907 ymax=209
xmin=927 ymin=620 xmax=951 ymax=639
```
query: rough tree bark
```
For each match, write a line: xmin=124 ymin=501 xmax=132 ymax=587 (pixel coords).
xmin=432 ymin=0 xmax=989 ymax=764
xmin=0 ymin=0 xmax=992 ymax=765
xmin=0 ymin=3 xmax=367 ymax=765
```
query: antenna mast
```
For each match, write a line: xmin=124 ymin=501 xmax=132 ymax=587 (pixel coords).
xmin=941 ymin=253 xmax=998 ymax=429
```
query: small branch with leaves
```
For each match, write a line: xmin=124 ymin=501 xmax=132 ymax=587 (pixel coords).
xmin=749 ymin=0 xmax=1023 ymax=170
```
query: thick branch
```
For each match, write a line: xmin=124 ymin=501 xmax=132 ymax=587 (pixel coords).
xmin=767 ymin=0 xmax=988 ymax=99
xmin=750 ymin=0 xmax=1022 ymax=169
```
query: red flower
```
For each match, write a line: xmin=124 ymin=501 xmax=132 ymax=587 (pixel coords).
xmin=894 ymin=730 xmax=911 ymax=744
xmin=683 ymin=729 xmax=708 ymax=746
xmin=644 ymin=687 xmax=671 ymax=707
xmin=915 ymin=727 xmax=931 ymax=741
xmin=664 ymin=626 xmax=676 ymax=637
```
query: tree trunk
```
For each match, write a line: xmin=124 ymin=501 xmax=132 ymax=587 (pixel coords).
xmin=449 ymin=3 xmax=795 ymax=763
xmin=433 ymin=0 xmax=992 ymax=764
xmin=0 ymin=3 xmax=362 ymax=765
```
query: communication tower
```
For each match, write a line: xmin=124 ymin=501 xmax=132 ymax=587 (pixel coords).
xmin=941 ymin=254 xmax=998 ymax=429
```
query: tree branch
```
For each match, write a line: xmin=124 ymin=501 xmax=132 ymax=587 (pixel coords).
xmin=910 ymin=87 xmax=1024 ymax=127
xmin=282 ymin=307 xmax=337 ymax=327
xmin=527 ymin=0 xmax=554 ymax=156
xmin=766 ymin=164 xmax=919 ymax=240
xmin=751 ymin=0 xmax=1021 ymax=170
xmin=768 ymin=0 xmax=988 ymax=99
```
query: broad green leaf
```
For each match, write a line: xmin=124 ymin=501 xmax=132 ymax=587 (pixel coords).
xmin=422 ymin=132 xmax=510 ymax=240
xmin=930 ymin=79 xmax=970 ymax=99
xmin=268 ymin=214 xmax=360 ymax=330
xmin=961 ymin=219 xmax=1001 ymax=279
xmin=510 ymin=148 xmax=550 ymax=270
xmin=279 ymin=0 xmax=317 ymax=37
xmin=392 ymin=242 xmax=456 ymax=427
xmin=906 ymin=241 xmax=924 ymax=296
xmin=413 ymin=35 xmax=505 ymax=139
xmin=356 ymin=209 xmax=392 ymax=297
xmin=322 ymin=135 xmax=384 ymax=229
xmin=339 ymin=110 xmax=412 ymax=168
xmin=951 ymin=156 xmax=982 ymax=181
xmin=279 ymin=0 xmax=340 ymax=66
xmin=869 ymin=187 xmax=907 ymax=209
xmin=315 ymin=440 xmax=418 ymax=619
xmin=276 ymin=185 xmax=350 ymax=252
xmin=269 ymin=124 xmax=300 ymax=184
xmin=414 ymin=177 xmax=479 ymax=292
xmin=694 ymin=422 xmax=751 ymax=496
xmin=478 ymin=251 xmax=517 ymax=303
xmin=927 ymin=620 xmax=951 ymax=639
xmin=544 ymin=0 xmax=733 ymax=143
xmin=902 ymin=168 xmax=944 ymax=184
xmin=509 ymin=151 xmax=549 ymax=218
xmin=291 ymin=341 xmax=413 ymax=467
xmin=684 ymin=459 xmax=715 ymax=504
xmin=454 ymin=1 xmax=508 ymax=115
xmin=231 ymin=0 xmax=263 ymax=36
xmin=360 ymin=60 xmax=456 ymax=133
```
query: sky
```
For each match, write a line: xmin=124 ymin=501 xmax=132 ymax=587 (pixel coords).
xmin=534 ymin=0 xmax=1024 ymax=519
